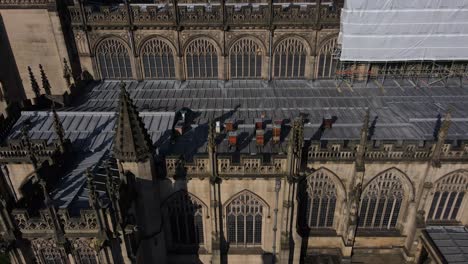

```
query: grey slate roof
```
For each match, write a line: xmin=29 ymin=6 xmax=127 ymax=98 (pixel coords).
xmin=426 ymin=226 xmax=468 ymax=263
xmin=6 ymin=78 xmax=468 ymax=210
xmin=64 ymin=79 xmax=468 ymax=140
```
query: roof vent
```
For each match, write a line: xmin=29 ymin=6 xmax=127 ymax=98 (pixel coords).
xmin=225 ymin=119 xmax=235 ymax=132
xmin=323 ymin=115 xmax=334 ymax=129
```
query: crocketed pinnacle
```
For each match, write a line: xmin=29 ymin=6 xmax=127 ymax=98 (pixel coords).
xmin=39 ymin=64 xmax=52 ymax=95
xmin=51 ymin=102 xmax=66 ymax=152
xmin=113 ymin=82 xmax=153 ymax=162
xmin=28 ymin=66 xmax=41 ymax=98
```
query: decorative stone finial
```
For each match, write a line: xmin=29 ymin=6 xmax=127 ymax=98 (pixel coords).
xmin=39 ymin=64 xmax=51 ymax=95
xmin=113 ymin=82 xmax=153 ymax=162
xmin=51 ymin=102 xmax=67 ymax=152
xmin=290 ymin=117 xmax=304 ymax=156
xmin=63 ymin=58 xmax=72 ymax=87
xmin=21 ymin=124 xmax=38 ymax=170
xmin=432 ymin=109 xmax=452 ymax=167
xmin=208 ymin=119 xmax=216 ymax=152
xmin=28 ymin=66 xmax=41 ymax=98
xmin=86 ymin=168 xmax=97 ymax=207
xmin=356 ymin=108 xmax=370 ymax=170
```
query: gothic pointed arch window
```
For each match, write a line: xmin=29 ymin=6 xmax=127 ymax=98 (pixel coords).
xmin=96 ymin=38 xmax=133 ymax=79
xmin=226 ymin=190 xmax=266 ymax=247
xmin=229 ymin=38 xmax=263 ymax=79
xmin=73 ymin=239 xmax=98 ymax=264
xmin=141 ymin=38 xmax=176 ymax=79
xmin=358 ymin=171 xmax=405 ymax=230
xmin=427 ymin=171 xmax=468 ymax=222
xmin=316 ymin=37 xmax=338 ymax=79
xmin=273 ymin=37 xmax=307 ymax=79
xmin=304 ymin=170 xmax=337 ymax=228
xmin=164 ymin=191 xmax=205 ymax=245
xmin=32 ymin=239 xmax=67 ymax=264
xmin=185 ymin=38 xmax=219 ymax=79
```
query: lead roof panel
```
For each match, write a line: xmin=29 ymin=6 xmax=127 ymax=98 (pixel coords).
xmin=426 ymin=226 xmax=468 ymax=263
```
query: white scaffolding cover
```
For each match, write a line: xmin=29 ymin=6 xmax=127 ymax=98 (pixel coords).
xmin=339 ymin=0 xmax=468 ymax=61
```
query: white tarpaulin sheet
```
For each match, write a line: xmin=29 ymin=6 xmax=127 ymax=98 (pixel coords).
xmin=340 ymin=0 xmax=468 ymax=61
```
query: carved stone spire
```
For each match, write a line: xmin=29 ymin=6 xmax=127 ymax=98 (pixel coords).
xmin=39 ymin=64 xmax=52 ymax=95
xmin=208 ymin=119 xmax=216 ymax=153
xmin=207 ymin=119 xmax=219 ymax=182
xmin=51 ymin=102 xmax=67 ymax=152
xmin=432 ymin=110 xmax=452 ymax=167
xmin=105 ymin=162 xmax=114 ymax=197
xmin=113 ymin=82 xmax=153 ymax=162
xmin=86 ymin=168 xmax=98 ymax=208
xmin=62 ymin=58 xmax=72 ymax=87
xmin=289 ymin=116 xmax=304 ymax=156
xmin=21 ymin=124 xmax=38 ymax=170
xmin=28 ymin=66 xmax=41 ymax=98
xmin=355 ymin=109 xmax=370 ymax=171
xmin=105 ymin=161 xmax=122 ymax=226
xmin=287 ymin=117 xmax=304 ymax=180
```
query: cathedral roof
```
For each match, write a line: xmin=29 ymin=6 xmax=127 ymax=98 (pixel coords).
xmin=425 ymin=226 xmax=468 ymax=263
xmin=5 ymin=78 xmax=468 ymax=210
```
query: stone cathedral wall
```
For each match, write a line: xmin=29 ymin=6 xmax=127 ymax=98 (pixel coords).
xmin=0 ymin=5 xmax=72 ymax=100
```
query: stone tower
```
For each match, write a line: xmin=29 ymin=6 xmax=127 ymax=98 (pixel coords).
xmin=113 ymin=82 xmax=167 ymax=263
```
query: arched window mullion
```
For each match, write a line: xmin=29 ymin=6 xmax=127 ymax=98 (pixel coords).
xmin=428 ymin=171 xmax=467 ymax=222
xmin=378 ymin=196 xmax=389 ymax=228
xmin=226 ymin=191 xmax=264 ymax=247
xmin=387 ymin=196 xmax=397 ymax=229
xmin=359 ymin=171 xmax=404 ymax=230
xmin=96 ymin=39 xmax=132 ymax=79
xmin=185 ymin=39 xmax=218 ymax=79
xmin=229 ymin=38 xmax=262 ymax=79
xmin=164 ymin=191 xmax=205 ymax=246
xmin=304 ymin=171 xmax=338 ymax=229
xmin=273 ymin=38 xmax=307 ymax=79
xmin=317 ymin=37 xmax=338 ymax=79
xmin=141 ymin=38 xmax=175 ymax=79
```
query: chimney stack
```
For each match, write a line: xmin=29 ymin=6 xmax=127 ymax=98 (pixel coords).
xmin=256 ymin=129 xmax=265 ymax=146
xmin=273 ymin=119 xmax=282 ymax=144
xmin=228 ymin=131 xmax=238 ymax=146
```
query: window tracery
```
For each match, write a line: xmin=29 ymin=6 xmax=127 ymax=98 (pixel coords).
xmin=273 ymin=38 xmax=307 ymax=79
xmin=427 ymin=171 xmax=467 ymax=221
xmin=305 ymin=170 xmax=337 ymax=228
xmin=73 ymin=239 xmax=98 ymax=264
xmin=141 ymin=38 xmax=176 ymax=79
xmin=165 ymin=191 xmax=204 ymax=245
xmin=185 ymin=38 xmax=218 ymax=79
xmin=316 ymin=37 xmax=338 ymax=79
xmin=96 ymin=38 xmax=133 ymax=79
xmin=229 ymin=38 xmax=263 ymax=79
xmin=226 ymin=190 xmax=264 ymax=247
xmin=358 ymin=171 xmax=404 ymax=229
xmin=32 ymin=239 xmax=67 ymax=264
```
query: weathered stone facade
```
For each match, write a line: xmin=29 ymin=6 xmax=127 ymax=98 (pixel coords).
xmin=0 ymin=1 xmax=467 ymax=264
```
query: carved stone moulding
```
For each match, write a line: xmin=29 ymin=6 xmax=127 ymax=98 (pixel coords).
xmin=308 ymin=139 xmax=468 ymax=162
xmin=165 ymin=156 xmax=209 ymax=176
xmin=217 ymin=155 xmax=287 ymax=175
xmin=11 ymin=208 xmax=100 ymax=234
